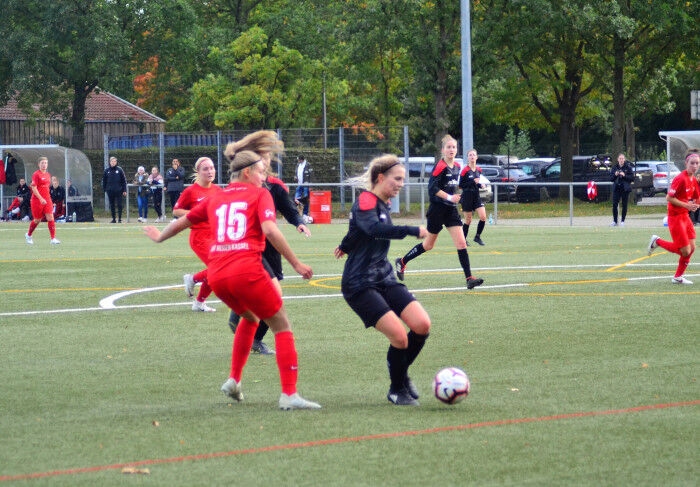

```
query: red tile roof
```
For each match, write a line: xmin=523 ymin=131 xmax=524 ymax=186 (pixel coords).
xmin=0 ymin=90 xmax=164 ymax=123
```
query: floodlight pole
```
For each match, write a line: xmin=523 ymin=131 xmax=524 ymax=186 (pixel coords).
xmin=461 ymin=0 xmax=474 ymax=156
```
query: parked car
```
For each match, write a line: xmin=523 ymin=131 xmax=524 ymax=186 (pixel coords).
xmin=476 ymin=154 xmax=518 ymax=167
xmin=478 ymin=164 xmax=531 ymax=201
xmin=510 ymin=158 xmax=555 ymax=177
xmin=634 ymin=160 xmax=681 ymax=195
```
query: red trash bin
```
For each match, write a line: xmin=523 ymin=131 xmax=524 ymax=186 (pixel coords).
xmin=309 ymin=191 xmax=331 ymax=224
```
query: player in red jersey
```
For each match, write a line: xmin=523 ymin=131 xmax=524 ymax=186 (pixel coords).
xmin=394 ymin=134 xmax=483 ymax=288
xmin=25 ymin=157 xmax=60 ymax=245
xmin=144 ymin=149 xmax=321 ymax=410
xmin=647 ymin=149 xmax=700 ymax=284
xmin=175 ymin=157 xmax=222 ymax=312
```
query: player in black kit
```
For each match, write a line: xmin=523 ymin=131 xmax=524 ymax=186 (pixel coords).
xmin=335 ymin=154 xmax=431 ymax=406
xmin=394 ymin=134 xmax=484 ymax=289
xmin=459 ymin=148 xmax=487 ymax=246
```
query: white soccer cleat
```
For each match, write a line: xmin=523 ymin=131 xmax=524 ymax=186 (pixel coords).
xmin=220 ymin=378 xmax=244 ymax=401
xmin=50 ymin=238 xmax=61 ymax=245
xmin=183 ymin=274 xmax=195 ymax=298
xmin=25 ymin=233 xmax=34 ymax=245
xmin=192 ymin=301 xmax=216 ymax=312
xmin=647 ymin=235 xmax=659 ymax=255
xmin=279 ymin=393 xmax=322 ymax=410
xmin=671 ymin=276 xmax=693 ymax=285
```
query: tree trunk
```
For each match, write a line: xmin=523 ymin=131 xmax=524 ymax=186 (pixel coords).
xmin=625 ymin=115 xmax=636 ymax=160
xmin=70 ymin=82 xmax=97 ymax=150
xmin=611 ymin=34 xmax=626 ymax=157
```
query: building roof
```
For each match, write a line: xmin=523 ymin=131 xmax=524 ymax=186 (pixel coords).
xmin=0 ymin=90 xmax=164 ymax=123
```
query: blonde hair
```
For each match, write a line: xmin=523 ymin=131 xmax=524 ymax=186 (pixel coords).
xmin=441 ymin=134 xmax=457 ymax=149
xmin=347 ymin=154 xmax=402 ymax=190
xmin=228 ymin=150 xmax=263 ymax=179
xmin=224 ymin=130 xmax=284 ymax=160
xmin=192 ymin=157 xmax=214 ymax=182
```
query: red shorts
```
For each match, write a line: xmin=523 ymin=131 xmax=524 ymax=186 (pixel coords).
xmin=208 ymin=265 xmax=283 ymax=320
xmin=31 ymin=197 xmax=54 ymax=219
xmin=189 ymin=231 xmax=211 ymax=264
xmin=668 ymin=213 xmax=696 ymax=248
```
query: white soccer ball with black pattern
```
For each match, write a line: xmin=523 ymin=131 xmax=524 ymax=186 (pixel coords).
xmin=433 ymin=367 xmax=470 ymax=404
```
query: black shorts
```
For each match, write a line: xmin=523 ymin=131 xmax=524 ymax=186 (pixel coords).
xmin=460 ymin=190 xmax=484 ymax=212
xmin=426 ymin=202 xmax=462 ymax=234
xmin=262 ymin=256 xmax=276 ymax=279
xmin=344 ymin=282 xmax=416 ymax=328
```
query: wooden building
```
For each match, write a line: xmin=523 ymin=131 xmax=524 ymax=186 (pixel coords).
xmin=0 ymin=90 xmax=165 ymax=150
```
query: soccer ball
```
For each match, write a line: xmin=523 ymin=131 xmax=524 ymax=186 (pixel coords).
xmin=433 ymin=367 xmax=470 ymax=404
xmin=302 ymin=214 xmax=314 ymax=224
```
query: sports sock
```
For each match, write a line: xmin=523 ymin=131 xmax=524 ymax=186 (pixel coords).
xmin=48 ymin=220 xmax=56 ymax=239
xmin=255 ymin=321 xmax=270 ymax=341
xmin=28 ymin=221 xmax=38 ymax=236
xmin=405 ymin=331 xmax=428 ymax=367
xmin=402 ymin=243 xmax=426 ymax=265
xmin=462 ymin=223 xmax=469 ymax=239
xmin=457 ymin=248 xmax=472 ymax=278
xmin=193 ymin=269 xmax=207 ymax=283
xmin=387 ymin=345 xmax=408 ymax=390
xmin=274 ymin=331 xmax=298 ymax=395
xmin=655 ymin=238 xmax=680 ymax=255
xmin=230 ymin=318 xmax=258 ymax=382
xmin=476 ymin=219 xmax=485 ymax=236
xmin=196 ymin=278 xmax=212 ymax=302
xmin=675 ymin=250 xmax=693 ymax=278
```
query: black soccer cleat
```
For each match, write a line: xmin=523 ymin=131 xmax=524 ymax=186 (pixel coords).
xmin=404 ymin=376 xmax=420 ymax=399
xmin=394 ymin=257 xmax=406 ymax=281
xmin=387 ymin=387 xmax=419 ymax=406
xmin=473 ymin=235 xmax=485 ymax=246
xmin=466 ymin=276 xmax=484 ymax=289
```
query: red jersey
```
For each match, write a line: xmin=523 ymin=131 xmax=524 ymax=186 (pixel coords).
xmin=174 ymin=183 xmax=222 ymax=231
xmin=31 ymin=170 xmax=51 ymax=201
xmin=667 ymin=171 xmax=700 ymax=218
xmin=186 ymin=182 xmax=277 ymax=277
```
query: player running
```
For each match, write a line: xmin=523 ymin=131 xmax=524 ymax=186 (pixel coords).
xmin=144 ymin=149 xmax=320 ymax=410
xmin=336 ymin=154 xmax=431 ymax=406
xmin=647 ymin=149 xmax=700 ymax=284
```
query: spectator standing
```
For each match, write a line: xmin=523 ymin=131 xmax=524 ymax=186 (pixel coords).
xmin=25 ymin=156 xmax=60 ymax=245
xmin=102 ymin=156 xmax=127 ymax=223
xmin=164 ymin=158 xmax=185 ymax=216
xmin=647 ymin=149 xmax=700 ymax=284
xmin=49 ymin=176 xmax=66 ymax=221
xmin=148 ymin=166 xmax=165 ymax=222
xmin=16 ymin=178 xmax=31 ymax=221
xmin=294 ymin=155 xmax=312 ymax=222
xmin=133 ymin=166 xmax=150 ymax=222
xmin=610 ymin=153 xmax=634 ymax=227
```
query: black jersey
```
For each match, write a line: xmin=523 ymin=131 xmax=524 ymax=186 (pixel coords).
xmin=340 ymin=191 xmax=420 ymax=296
xmin=262 ymin=175 xmax=304 ymax=279
xmin=459 ymin=165 xmax=482 ymax=192
xmin=429 ymin=159 xmax=461 ymax=206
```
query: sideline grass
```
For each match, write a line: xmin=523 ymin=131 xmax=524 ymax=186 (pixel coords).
xmin=0 ymin=220 xmax=697 ymax=486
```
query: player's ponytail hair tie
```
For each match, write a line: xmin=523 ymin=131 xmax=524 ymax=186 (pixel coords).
xmin=229 ymin=150 xmax=262 ymax=174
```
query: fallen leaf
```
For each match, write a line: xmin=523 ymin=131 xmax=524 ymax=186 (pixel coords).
xmin=122 ymin=467 xmax=150 ymax=475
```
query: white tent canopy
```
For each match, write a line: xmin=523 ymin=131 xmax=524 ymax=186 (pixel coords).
xmin=659 ymin=131 xmax=700 ymax=171
xmin=1 ymin=144 xmax=93 ymax=221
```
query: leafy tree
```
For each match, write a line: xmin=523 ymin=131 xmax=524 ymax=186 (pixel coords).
xmin=497 ymin=128 xmax=536 ymax=158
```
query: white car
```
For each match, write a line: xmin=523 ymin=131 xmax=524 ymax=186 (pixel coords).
xmin=635 ymin=161 xmax=681 ymax=195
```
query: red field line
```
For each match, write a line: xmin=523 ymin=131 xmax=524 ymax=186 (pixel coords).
xmin=2 ymin=400 xmax=697 ymax=482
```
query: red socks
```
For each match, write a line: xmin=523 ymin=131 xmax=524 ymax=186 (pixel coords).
xmin=275 ymin=331 xmax=298 ymax=395
xmin=655 ymin=237 xmax=680 ymax=255
xmin=27 ymin=221 xmax=38 ymax=236
xmin=229 ymin=318 xmax=257 ymax=382
xmin=48 ymin=220 xmax=56 ymax=239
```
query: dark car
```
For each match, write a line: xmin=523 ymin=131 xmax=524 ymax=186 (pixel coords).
xmin=478 ymin=164 xmax=531 ymax=201
xmin=515 ymin=155 xmax=613 ymax=202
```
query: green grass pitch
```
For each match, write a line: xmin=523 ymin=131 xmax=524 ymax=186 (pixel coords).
xmin=0 ymin=218 xmax=697 ymax=486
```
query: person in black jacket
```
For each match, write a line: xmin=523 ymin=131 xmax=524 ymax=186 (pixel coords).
xmin=610 ymin=153 xmax=634 ymax=227
xmin=335 ymin=154 xmax=430 ymax=406
xmin=224 ymin=131 xmax=311 ymax=355
xmin=102 ymin=156 xmax=127 ymax=223
xmin=164 ymin=159 xmax=185 ymax=215
xmin=16 ymin=177 xmax=31 ymax=220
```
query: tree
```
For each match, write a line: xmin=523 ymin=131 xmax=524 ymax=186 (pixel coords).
xmin=0 ymin=0 xmax=197 ymax=148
